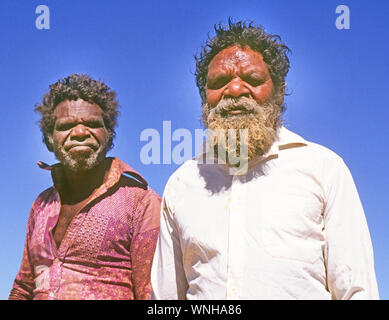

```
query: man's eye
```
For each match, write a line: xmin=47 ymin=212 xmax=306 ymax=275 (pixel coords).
xmin=243 ymin=76 xmax=264 ymax=87
xmin=207 ymin=77 xmax=230 ymax=90
xmin=86 ymin=121 xmax=104 ymax=128
xmin=55 ymin=123 xmax=73 ymax=131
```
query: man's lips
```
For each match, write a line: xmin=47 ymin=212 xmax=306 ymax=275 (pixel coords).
xmin=220 ymin=106 xmax=252 ymax=116
xmin=228 ymin=110 xmax=245 ymax=115
xmin=65 ymin=144 xmax=97 ymax=151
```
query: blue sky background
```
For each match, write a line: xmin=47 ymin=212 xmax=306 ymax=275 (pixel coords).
xmin=0 ymin=0 xmax=388 ymax=299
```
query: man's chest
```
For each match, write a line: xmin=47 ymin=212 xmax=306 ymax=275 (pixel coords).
xmin=53 ymin=199 xmax=90 ymax=249
xmin=29 ymin=190 xmax=135 ymax=265
xmin=173 ymin=170 xmax=326 ymax=264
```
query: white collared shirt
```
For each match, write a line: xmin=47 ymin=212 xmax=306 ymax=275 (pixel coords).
xmin=151 ymin=127 xmax=379 ymax=300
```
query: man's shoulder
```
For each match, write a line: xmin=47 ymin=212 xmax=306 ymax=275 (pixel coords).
xmin=303 ymin=140 xmax=344 ymax=163
xmin=26 ymin=187 xmax=58 ymax=223
xmin=109 ymin=156 xmax=160 ymax=199
xmin=281 ymin=127 xmax=345 ymax=166
xmin=33 ymin=186 xmax=57 ymax=208
xmin=165 ymin=159 xmax=200 ymax=186
xmin=116 ymin=174 xmax=161 ymax=206
xmin=276 ymin=128 xmax=354 ymax=188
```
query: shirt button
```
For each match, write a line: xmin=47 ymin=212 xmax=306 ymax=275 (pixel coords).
xmin=54 ymin=258 xmax=60 ymax=263
xmin=48 ymin=292 xmax=55 ymax=298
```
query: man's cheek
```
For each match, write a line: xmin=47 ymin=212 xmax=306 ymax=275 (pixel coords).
xmin=253 ymin=83 xmax=274 ymax=104
xmin=100 ymin=131 xmax=110 ymax=150
xmin=206 ymin=90 xmax=221 ymax=108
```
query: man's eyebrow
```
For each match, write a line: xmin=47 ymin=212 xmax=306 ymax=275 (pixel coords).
xmin=81 ymin=116 xmax=104 ymax=121
xmin=55 ymin=117 xmax=76 ymax=124
xmin=240 ymin=67 xmax=267 ymax=76
xmin=55 ymin=116 xmax=103 ymax=123
xmin=207 ymin=71 xmax=230 ymax=80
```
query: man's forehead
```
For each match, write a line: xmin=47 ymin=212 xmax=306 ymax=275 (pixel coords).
xmin=54 ymin=99 xmax=102 ymax=118
xmin=208 ymin=45 xmax=266 ymax=71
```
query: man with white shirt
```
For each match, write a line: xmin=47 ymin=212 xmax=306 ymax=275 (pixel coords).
xmin=151 ymin=19 xmax=379 ymax=299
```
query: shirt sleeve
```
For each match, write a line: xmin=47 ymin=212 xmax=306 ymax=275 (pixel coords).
xmin=130 ymin=189 xmax=161 ymax=300
xmin=9 ymin=206 xmax=36 ymax=300
xmin=151 ymin=188 xmax=189 ymax=300
xmin=323 ymin=158 xmax=379 ymax=300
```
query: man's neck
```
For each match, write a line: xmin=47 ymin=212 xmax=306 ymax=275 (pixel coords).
xmin=60 ymin=158 xmax=111 ymax=204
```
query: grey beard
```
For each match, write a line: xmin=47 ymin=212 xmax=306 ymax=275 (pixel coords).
xmin=202 ymin=96 xmax=282 ymax=162
xmin=54 ymin=147 xmax=106 ymax=172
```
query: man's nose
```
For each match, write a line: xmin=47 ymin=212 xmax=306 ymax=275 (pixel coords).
xmin=70 ymin=124 xmax=90 ymax=140
xmin=223 ymin=77 xmax=251 ymax=99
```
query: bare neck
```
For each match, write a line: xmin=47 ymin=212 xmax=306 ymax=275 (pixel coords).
xmin=60 ymin=159 xmax=110 ymax=204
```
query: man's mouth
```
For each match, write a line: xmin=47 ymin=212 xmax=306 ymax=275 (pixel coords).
xmin=66 ymin=144 xmax=97 ymax=152
xmin=221 ymin=106 xmax=251 ymax=117
xmin=229 ymin=109 xmax=245 ymax=115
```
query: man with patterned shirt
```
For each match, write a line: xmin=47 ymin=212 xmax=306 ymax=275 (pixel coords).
xmin=9 ymin=74 xmax=161 ymax=300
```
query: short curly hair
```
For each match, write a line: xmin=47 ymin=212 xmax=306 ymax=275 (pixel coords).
xmin=35 ymin=74 xmax=119 ymax=152
xmin=195 ymin=18 xmax=291 ymax=105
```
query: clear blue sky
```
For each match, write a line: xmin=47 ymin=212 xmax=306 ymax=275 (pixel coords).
xmin=0 ymin=0 xmax=388 ymax=299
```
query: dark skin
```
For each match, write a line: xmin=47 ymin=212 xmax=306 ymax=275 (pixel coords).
xmin=206 ymin=45 xmax=274 ymax=112
xmin=50 ymin=99 xmax=110 ymax=249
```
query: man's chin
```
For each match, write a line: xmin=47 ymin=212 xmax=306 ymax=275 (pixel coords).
xmin=55 ymin=150 xmax=105 ymax=172
xmin=202 ymin=98 xmax=282 ymax=164
xmin=206 ymin=115 xmax=278 ymax=163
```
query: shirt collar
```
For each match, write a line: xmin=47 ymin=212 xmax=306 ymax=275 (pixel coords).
xmin=37 ymin=157 xmax=148 ymax=191
xmin=195 ymin=126 xmax=308 ymax=174
xmin=265 ymin=126 xmax=308 ymax=156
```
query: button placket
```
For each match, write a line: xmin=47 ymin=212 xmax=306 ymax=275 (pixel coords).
xmin=226 ymin=175 xmax=247 ymax=299
xmin=48 ymin=255 xmax=63 ymax=299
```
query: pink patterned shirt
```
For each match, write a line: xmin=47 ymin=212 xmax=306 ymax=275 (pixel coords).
xmin=9 ymin=157 xmax=161 ymax=300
